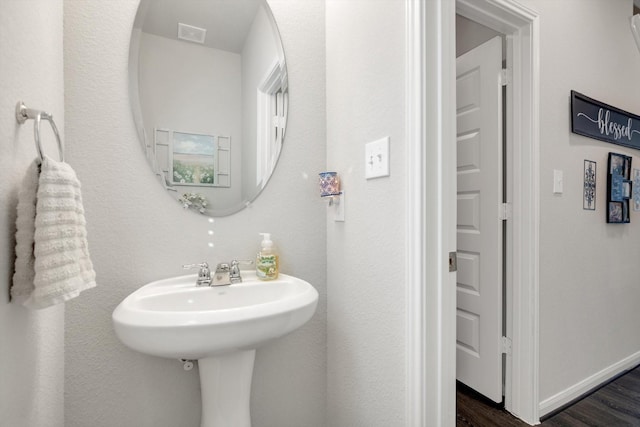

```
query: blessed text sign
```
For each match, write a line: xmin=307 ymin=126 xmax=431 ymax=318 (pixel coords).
xmin=571 ymin=91 xmax=640 ymax=150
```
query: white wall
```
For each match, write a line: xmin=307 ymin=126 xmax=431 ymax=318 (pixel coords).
xmin=63 ymin=1 xmax=326 ymax=426
xmin=326 ymin=1 xmax=407 ymax=425
xmin=0 ymin=1 xmax=65 ymax=426
xmin=138 ymin=33 xmax=243 ymax=208
xmin=517 ymin=0 xmax=640 ymax=413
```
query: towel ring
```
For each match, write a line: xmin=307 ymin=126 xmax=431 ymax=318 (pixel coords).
xmin=15 ymin=101 xmax=65 ymax=162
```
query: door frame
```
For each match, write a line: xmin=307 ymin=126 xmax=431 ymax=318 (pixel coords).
xmin=405 ymin=0 xmax=540 ymax=425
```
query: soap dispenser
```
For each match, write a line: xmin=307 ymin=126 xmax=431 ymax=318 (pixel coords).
xmin=256 ymin=233 xmax=279 ymax=280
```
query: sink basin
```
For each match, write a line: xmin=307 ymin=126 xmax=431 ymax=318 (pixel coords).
xmin=112 ymin=271 xmax=318 ymax=359
xmin=112 ymin=271 xmax=318 ymax=427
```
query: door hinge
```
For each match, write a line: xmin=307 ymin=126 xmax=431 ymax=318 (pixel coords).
xmin=499 ymin=203 xmax=512 ymax=221
xmin=501 ymin=336 xmax=512 ymax=355
xmin=449 ymin=251 xmax=457 ymax=272
xmin=500 ymin=68 xmax=512 ymax=86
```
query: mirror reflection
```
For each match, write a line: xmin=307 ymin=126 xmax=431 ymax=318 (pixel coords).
xmin=130 ymin=0 xmax=288 ymax=216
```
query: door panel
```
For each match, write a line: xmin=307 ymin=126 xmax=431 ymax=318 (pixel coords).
xmin=455 ymin=36 xmax=503 ymax=404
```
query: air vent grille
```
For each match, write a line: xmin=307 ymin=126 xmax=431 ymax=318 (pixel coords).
xmin=177 ymin=23 xmax=206 ymax=44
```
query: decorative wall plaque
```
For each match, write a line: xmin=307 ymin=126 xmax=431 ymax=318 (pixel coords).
xmin=571 ymin=91 xmax=640 ymax=150
xmin=583 ymin=160 xmax=596 ymax=210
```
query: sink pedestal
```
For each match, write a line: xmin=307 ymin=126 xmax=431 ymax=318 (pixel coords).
xmin=112 ymin=273 xmax=318 ymax=426
xmin=199 ymin=350 xmax=256 ymax=427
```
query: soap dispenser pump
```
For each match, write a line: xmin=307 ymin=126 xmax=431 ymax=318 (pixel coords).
xmin=256 ymin=233 xmax=279 ymax=280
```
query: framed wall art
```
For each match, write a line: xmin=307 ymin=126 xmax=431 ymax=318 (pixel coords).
xmin=606 ymin=152 xmax=632 ymax=223
xmin=633 ymin=168 xmax=640 ymax=211
xmin=583 ymin=160 xmax=596 ymax=210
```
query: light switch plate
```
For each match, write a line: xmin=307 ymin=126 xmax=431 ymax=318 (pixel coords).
xmin=553 ymin=169 xmax=563 ymax=194
xmin=365 ymin=137 xmax=390 ymax=179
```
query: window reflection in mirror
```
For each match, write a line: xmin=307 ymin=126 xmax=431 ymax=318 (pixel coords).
xmin=130 ymin=0 xmax=288 ymax=216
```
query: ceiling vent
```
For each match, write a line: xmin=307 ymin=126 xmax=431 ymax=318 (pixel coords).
xmin=177 ymin=23 xmax=206 ymax=44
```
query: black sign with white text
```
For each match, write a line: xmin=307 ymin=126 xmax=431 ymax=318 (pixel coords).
xmin=571 ymin=91 xmax=640 ymax=150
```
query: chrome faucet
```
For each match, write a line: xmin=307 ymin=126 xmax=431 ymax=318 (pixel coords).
xmin=182 ymin=262 xmax=212 ymax=286
xmin=212 ymin=260 xmax=253 ymax=286
xmin=213 ymin=262 xmax=231 ymax=286
xmin=184 ymin=260 xmax=252 ymax=287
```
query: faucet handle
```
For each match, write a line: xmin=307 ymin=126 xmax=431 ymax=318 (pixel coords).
xmin=182 ymin=262 xmax=210 ymax=270
xmin=230 ymin=260 xmax=253 ymax=276
xmin=230 ymin=259 xmax=253 ymax=268
xmin=182 ymin=262 xmax=212 ymax=286
xmin=229 ymin=260 xmax=253 ymax=284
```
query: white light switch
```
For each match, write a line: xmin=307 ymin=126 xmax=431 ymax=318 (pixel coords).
xmin=365 ymin=137 xmax=390 ymax=179
xmin=553 ymin=169 xmax=563 ymax=194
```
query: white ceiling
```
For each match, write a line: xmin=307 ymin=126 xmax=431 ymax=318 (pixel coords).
xmin=135 ymin=0 xmax=262 ymax=53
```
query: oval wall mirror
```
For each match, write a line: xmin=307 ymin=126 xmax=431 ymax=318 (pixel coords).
xmin=129 ymin=0 xmax=288 ymax=216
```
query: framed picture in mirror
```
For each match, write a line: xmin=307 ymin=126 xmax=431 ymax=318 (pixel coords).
xmin=171 ymin=132 xmax=217 ymax=187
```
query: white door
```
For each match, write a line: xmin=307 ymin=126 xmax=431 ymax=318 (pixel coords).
xmin=455 ymin=36 xmax=503 ymax=403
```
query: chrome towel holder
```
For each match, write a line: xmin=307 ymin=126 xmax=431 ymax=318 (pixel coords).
xmin=15 ymin=101 xmax=64 ymax=162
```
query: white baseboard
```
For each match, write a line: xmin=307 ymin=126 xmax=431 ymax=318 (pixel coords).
xmin=539 ymin=350 xmax=640 ymax=417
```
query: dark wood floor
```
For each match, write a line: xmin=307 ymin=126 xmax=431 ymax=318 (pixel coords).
xmin=457 ymin=365 xmax=640 ymax=426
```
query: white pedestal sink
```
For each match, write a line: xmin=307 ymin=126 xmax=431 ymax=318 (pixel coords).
xmin=112 ymin=272 xmax=318 ymax=427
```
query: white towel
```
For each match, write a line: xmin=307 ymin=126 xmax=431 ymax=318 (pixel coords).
xmin=12 ymin=156 xmax=96 ymax=309
xmin=11 ymin=159 xmax=40 ymax=300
